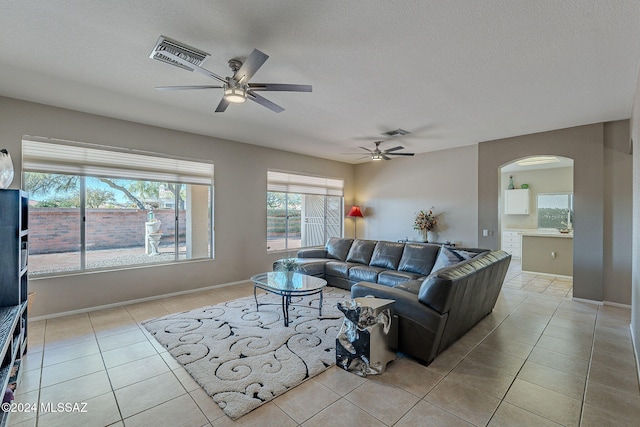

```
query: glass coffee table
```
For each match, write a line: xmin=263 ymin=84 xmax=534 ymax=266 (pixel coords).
xmin=250 ymin=272 xmax=328 ymax=327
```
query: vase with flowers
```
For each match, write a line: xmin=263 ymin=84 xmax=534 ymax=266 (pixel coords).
xmin=413 ymin=209 xmax=437 ymax=242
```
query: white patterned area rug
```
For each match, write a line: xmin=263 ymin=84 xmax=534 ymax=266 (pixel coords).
xmin=143 ymin=286 xmax=349 ymax=420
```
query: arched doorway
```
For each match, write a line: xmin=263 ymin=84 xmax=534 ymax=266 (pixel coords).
xmin=499 ymin=155 xmax=574 ymax=296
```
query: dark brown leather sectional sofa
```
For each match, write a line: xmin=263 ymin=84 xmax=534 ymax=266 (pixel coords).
xmin=274 ymin=237 xmax=511 ymax=365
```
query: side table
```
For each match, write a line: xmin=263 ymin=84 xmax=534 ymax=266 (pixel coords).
xmin=336 ymin=297 xmax=398 ymax=376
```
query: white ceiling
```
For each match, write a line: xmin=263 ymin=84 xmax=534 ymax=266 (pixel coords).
xmin=1 ymin=1 xmax=639 ymax=163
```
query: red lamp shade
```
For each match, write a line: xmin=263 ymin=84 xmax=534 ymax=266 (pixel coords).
xmin=347 ymin=206 xmax=364 ymax=218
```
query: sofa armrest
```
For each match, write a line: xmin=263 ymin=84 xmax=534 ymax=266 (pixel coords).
xmin=351 ymin=282 xmax=443 ymax=332
xmin=297 ymin=247 xmax=327 ymax=258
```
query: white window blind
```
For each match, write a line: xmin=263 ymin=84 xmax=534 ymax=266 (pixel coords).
xmin=22 ymin=138 xmax=213 ymax=185
xmin=267 ymin=170 xmax=343 ymax=196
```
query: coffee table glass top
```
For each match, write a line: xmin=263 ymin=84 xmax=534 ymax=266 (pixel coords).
xmin=251 ymin=272 xmax=327 ymax=292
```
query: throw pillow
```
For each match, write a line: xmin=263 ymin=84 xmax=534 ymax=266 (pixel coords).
xmin=431 ymin=247 xmax=478 ymax=272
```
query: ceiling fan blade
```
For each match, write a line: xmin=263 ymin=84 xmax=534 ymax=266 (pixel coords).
xmin=383 ymin=146 xmax=405 ymax=153
xmin=215 ymin=97 xmax=230 ymax=113
xmin=387 ymin=152 xmax=415 ymax=156
xmin=159 ymin=51 xmax=227 ymax=83
xmin=234 ymin=49 xmax=269 ymax=83
xmin=382 ymin=154 xmax=392 ymax=160
xmin=248 ymin=83 xmax=312 ymax=92
xmin=358 ymin=146 xmax=374 ymax=153
xmin=247 ymin=91 xmax=284 ymax=113
xmin=155 ymin=85 xmax=223 ymax=91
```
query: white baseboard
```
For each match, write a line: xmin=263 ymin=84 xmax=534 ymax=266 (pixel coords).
xmin=631 ymin=323 xmax=640 ymax=386
xmin=603 ymin=301 xmax=632 ymax=309
xmin=571 ymin=296 xmax=604 ymax=306
xmin=29 ymin=279 xmax=249 ymax=322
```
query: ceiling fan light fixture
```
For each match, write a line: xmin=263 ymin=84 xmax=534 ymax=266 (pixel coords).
xmin=224 ymin=83 xmax=247 ymax=103
xmin=371 ymin=154 xmax=383 ymax=161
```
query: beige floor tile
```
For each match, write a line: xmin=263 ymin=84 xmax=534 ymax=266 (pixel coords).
xmin=114 ymin=372 xmax=185 ymax=418
xmin=101 ymin=340 xmax=158 ymax=368
xmin=123 ymin=393 xmax=208 ymax=427
xmin=189 ymin=387 xmax=225 ymax=422
xmin=40 ymin=370 xmax=112 ymax=404
xmin=36 ymin=392 xmax=121 ymax=427
xmin=125 ymin=300 xmax=171 ymax=322
xmin=97 ymin=328 xmax=147 ymax=352
xmin=7 ymin=417 xmax=37 ymax=427
xmin=273 ymin=378 xmax=340 ymax=424
xmin=547 ymin=315 xmax=595 ymax=333
xmin=489 ymin=402 xmax=561 ymax=426
xmin=580 ymin=402 xmax=637 ymax=427
xmin=517 ymin=361 xmax=586 ymax=400
xmin=527 ymin=346 xmax=589 ymax=378
xmin=590 ymin=343 xmax=637 ymax=371
xmin=425 ymin=375 xmax=501 ymax=426
xmin=107 ymin=354 xmax=172 ymax=389
xmin=489 ymin=324 xmax=542 ymax=346
xmin=448 ymin=357 xmax=515 ymax=399
xmin=43 ymin=333 xmax=97 ymax=351
xmin=584 ymin=380 xmax=640 ymax=424
xmin=16 ymin=368 xmax=41 ymax=395
xmin=477 ymin=334 xmax=534 ymax=359
xmin=314 ymin=366 xmax=367 ymax=396
xmin=40 ymin=353 xmax=105 ymax=388
xmin=504 ymin=379 xmax=581 ymax=426
xmin=173 ymin=366 xmax=202 ymax=392
xmin=588 ymin=359 xmax=640 ymax=394
xmin=8 ymin=390 xmax=39 ymax=425
xmin=369 ymin=357 xmax=443 ymax=398
xmin=216 ymin=401 xmax=297 ymax=427
xmin=542 ymin=324 xmax=593 ymax=344
xmin=553 ymin=309 xmax=596 ymax=324
xmin=42 ymin=338 xmax=100 ymax=367
xmin=301 ymin=398 xmax=385 ymax=427
xmin=535 ymin=334 xmax=592 ymax=360
xmin=463 ymin=345 xmax=526 ymax=376
xmin=395 ymin=400 xmax=473 ymax=426
xmin=20 ymin=350 xmax=42 ymax=373
xmin=345 ymin=380 xmax=419 ymax=425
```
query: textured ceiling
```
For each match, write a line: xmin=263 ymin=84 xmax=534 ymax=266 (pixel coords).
xmin=1 ymin=1 xmax=639 ymax=163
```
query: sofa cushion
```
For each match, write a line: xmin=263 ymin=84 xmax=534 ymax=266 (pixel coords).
xmin=398 ymin=243 xmax=440 ymax=275
xmin=378 ymin=270 xmax=424 ymax=287
xmin=417 ymin=273 xmax=452 ymax=314
xmin=431 ymin=246 xmax=479 ymax=272
xmin=393 ymin=279 xmax=422 ymax=294
xmin=370 ymin=241 xmax=405 ymax=270
xmin=325 ymin=261 xmax=354 ymax=278
xmin=293 ymin=259 xmax=328 ymax=276
xmin=346 ymin=239 xmax=377 ymax=264
xmin=349 ymin=265 xmax=386 ymax=283
xmin=325 ymin=237 xmax=354 ymax=261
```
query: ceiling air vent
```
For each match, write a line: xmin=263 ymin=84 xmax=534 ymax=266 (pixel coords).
xmin=382 ymin=128 xmax=411 ymax=137
xmin=150 ymin=36 xmax=210 ymax=70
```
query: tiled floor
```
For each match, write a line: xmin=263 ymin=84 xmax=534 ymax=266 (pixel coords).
xmin=10 ymin=259 xmax=640 ymax=426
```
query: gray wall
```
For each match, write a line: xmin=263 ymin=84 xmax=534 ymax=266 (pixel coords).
xmin=353 ymin=145 xmax=478 ymax=247
xmin=0 ymin=96 xmax=354 ymax=317
xmin=479 ymin=121 xmax=632 ymax=303
xmin=631 ymin=67 xmax=640 ymax=371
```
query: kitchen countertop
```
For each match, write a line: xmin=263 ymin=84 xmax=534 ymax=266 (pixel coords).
xmin=519 ymin=229 xmax=573 ymax=238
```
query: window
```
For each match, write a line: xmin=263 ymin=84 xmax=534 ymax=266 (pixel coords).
xmin=267 ymin=170 xmax=343 ymax=252
xmin=22 ymin=138 xmax=213 ymax=276
xmin=537 ymin=192 xmax=573 ymax=229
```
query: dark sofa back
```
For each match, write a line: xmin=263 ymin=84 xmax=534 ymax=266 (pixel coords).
xmin=429 ymin=250 xmax=511 ymax=353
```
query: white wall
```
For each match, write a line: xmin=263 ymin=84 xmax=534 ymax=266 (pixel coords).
xmin=353 ymin=145 xmax=479 ymax=247
xmin=0 ymin=96 xmax=355 ymax=317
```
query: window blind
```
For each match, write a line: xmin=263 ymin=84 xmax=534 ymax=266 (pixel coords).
xmin=22 ymin=138 xmax=213 ymax=185
xmin=267 ymin=170 xmax=343 ymax=196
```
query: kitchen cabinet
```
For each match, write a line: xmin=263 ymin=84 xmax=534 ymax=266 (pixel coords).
xmin=504 ymin=189 xmax=530 ymax=215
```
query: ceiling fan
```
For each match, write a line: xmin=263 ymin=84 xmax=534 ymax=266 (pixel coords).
xmin=150 ymin=36 xmax=312 ymax=113
xmin=342 ymin=141 xmax=415 ymax=161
